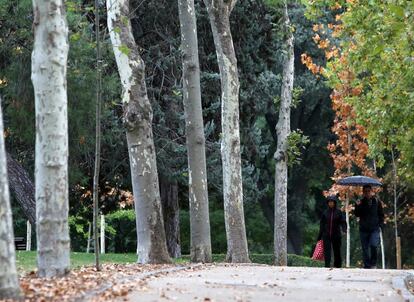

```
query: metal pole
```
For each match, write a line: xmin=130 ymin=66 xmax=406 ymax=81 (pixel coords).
xmin=26 ymin=220 xmax=31 ymax=251
xmin=391 ymin=148 xmax=399 ymax=269
xmin=100 ymin=215 xmax=105 ymax=254
xmin=86 ymin=222 xmax=91 ymax=253
xmin=380 ymin=228 xmax=385 ymax=269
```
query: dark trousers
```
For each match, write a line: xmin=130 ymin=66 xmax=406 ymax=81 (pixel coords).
xmin=360 ymin=229 xmax=380 ymax=268
xmin=323 ymin=236 xmax=342 ymax=268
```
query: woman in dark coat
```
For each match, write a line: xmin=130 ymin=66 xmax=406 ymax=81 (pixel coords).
xmin=317 ymin=195 xmax=347 ymax=268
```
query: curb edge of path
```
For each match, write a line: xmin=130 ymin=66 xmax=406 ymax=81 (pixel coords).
xmin=392 ymin=271 xmax=414 ymax=302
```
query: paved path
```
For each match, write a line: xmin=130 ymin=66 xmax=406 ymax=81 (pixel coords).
xmin=121 ymin=264 xmax=411 ymax=302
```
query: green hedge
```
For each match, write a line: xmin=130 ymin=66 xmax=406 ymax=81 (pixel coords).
xmin=105 ymin=210 xmax=136 ymax=253
xmin=15 ymin=251 xmax=323 ymax=272
xmin=181 ymin=254 xmax=323 ymax=267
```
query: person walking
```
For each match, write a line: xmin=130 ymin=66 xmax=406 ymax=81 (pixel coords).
xmin=317 ymin=195 xmax=347 ymax=268
xmin=355 ymin=185 xmax=384 ymax=269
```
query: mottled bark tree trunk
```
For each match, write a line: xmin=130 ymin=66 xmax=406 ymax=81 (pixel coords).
xmin=178 ymin=0 xmax=212 ymax=263
xmin=0 ymin=99 xmax=21 ymax=300
xmin=6 ymin=153 xmax=36 ymax=225
xmin=203 ymin=0 xmax=249 ymax=263
xmin=160 ymin=177 xmax=181 ymax=258
xmin=274 ymin=2 xmax=294 ymax=266
xmin=262 ymin=117 xmax=303 ymax=255
xmin=31 ymin=0 xmax=70 ymax=277
xmin=107 ymin=0 xmax=171 ymax=263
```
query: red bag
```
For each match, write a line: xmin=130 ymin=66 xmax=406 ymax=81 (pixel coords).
xmin=312 ymin=240 xmax=324 ymax=261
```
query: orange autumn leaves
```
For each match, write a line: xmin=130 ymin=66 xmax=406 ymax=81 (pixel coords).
xmin=302 ymin=21 xmax=377 ymax=203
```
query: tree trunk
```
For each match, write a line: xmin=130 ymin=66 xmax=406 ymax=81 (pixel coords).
xmin=274 ymin=2 xmax=294 ymax=266
xmin=107 ymin=0 xmax=171 ymax=264
xmin=0 ymin=99 xmax=21 ymax=300
xmin=160 ymin=177 xmax=181 ymax=258
xmin=203 ymin=0 xmax=249 ymax=263
xmin=6 ymin=153 xmax=36 ymax=226
xmin=93 ymin=0 xmax=102 ymax=271
xmin=178 ymin=0 xmax=212 ymax=263
xmin=31 ymin=0 xmax=70 ymax=277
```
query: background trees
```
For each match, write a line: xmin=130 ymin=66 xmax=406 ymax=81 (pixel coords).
xmin=0 ymin=0 xmax=335 ymax=258
xmin=302 ymin=0 xmax=414 ymax=267
xmin=0 ymin=0 xmax=412 ymax=268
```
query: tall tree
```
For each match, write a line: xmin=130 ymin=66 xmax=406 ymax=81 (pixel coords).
xmin=31 ymin=0 xmax=70 ymax=277
xmin=203 ymin=0 xmax=249 ymax=263
xmin=274 ymin=1 xmax=294 ymax=266
xmin=302 ymin=20 xmax=377 ymax=268
xmin=0 ymin=99 xmax=21 ymax=300
xmin=178 ymin=0 xmax=212 ymax=263
xmin=107 ymin=0 xmax=171 ymax=263
xmin=6 ymin=153 xmax=36 ymax=226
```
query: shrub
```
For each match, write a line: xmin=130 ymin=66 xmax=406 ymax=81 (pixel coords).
xmin=105 ymin=210 xmax=136 ymax=253
xmin=69 ymin=215 xmax=89 ymax=251
xmin=180 ymin=253 xmax=323 ymax=267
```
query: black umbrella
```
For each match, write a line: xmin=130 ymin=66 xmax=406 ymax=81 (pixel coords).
xmin=337 ymin=175 xmax=382 ymax=187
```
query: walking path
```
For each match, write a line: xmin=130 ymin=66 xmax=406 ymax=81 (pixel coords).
xmin=120 ymin=264 xmax=412 ymax=302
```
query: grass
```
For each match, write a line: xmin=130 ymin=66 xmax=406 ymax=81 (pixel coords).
xmin=15 ymin=251 xmax=137 ymax=273
xmin=15 ymin=251 xmax=323 ymax=273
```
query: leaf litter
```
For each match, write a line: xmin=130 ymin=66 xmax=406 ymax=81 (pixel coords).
xmin=11 ymin=263 xmax=204 ymax=301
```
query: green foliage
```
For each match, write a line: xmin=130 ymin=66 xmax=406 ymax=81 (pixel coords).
xmin=287 ymin=254 xmax=323 ymax=267
xmin=245 ymin=202 xmax=273 ymax=253
xmin=303 ymin=0 xmax=414 ymax=183
xmin=11 ymin=198 xmax=28 ymax=237
xmin=181 ymin=253 xmax=323 ymax=266
xmin=287 ymin=129 xmax=310 ymax=167
xmin=68 ymin=210 xmax=135 ymax=253
xmin=118 ymin=45 xmax=131 ymax=56
xmin=2 ymin=0 xmax=336 ymax=257
xmin=181 ymin=204 xmax=273 ymax=255
xmin=15 ymin=251 xmax=323 ymax=273
xmin=105 ymin=210 xmax=137 ymax=253
xmin=301 ymin=0 xmax=414 ymax=267
xmin=69 ymin=216 xmax=89 ymax=252
xmin=302 ymin=221 xmax=319 ymax=256
xmin=14 ymin=251 xmax=138 ymax=272
xmin=180 ymin=209 xmax=228 ymax=254
xmin=343 ymin=1 xmax=414 ymax=183
xmin=291 ymin=87 xmax=304 ymax=109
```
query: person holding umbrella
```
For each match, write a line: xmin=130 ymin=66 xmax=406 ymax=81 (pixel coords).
xmin=337 ymin=176 xmax=384 ymax=268
xmin=355 ymin=184 xmax=384 ymax=269
xmin=317 ymin=195 xmax=347 ymax=268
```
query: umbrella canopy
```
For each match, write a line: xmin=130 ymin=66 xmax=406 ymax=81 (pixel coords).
xmin=337 ymin=176 xmax=382 ymax=187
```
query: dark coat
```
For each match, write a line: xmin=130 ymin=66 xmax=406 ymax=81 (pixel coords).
xmin=317 ymin=206 xmax=347 ymax=240
xmin=354 ymin=197 xmax=384 ymax=232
